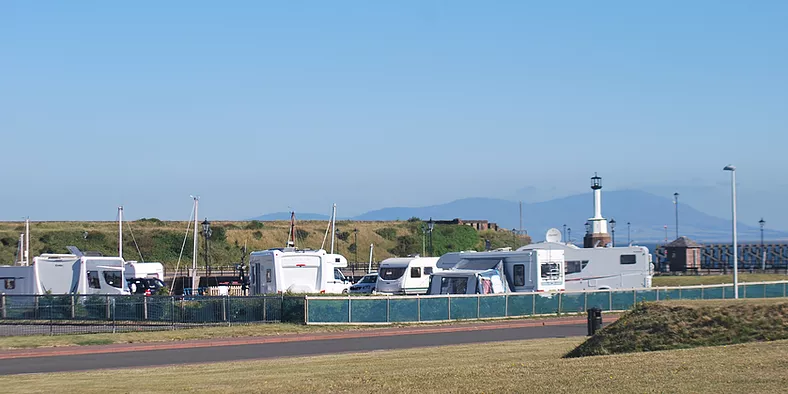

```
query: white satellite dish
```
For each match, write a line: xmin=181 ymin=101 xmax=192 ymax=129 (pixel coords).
xmin=545 ymin=228 xmax=562 ymax=243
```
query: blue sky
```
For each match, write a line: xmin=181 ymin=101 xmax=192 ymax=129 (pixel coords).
xmin=2 ymin=1 xmax=786 ymax=227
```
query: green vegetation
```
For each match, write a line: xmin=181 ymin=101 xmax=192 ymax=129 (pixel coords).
xmin=4 ymin=337 xmax=787 ymax=393
xmin=565 ymin=298 xmax=788 ymax=358
xmin=0 ymin=220 xmax=531 ymax=269
xmin=652 ymin=273 xmax=788 ymax=287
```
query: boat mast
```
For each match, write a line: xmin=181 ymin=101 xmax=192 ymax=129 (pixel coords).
xmin=330 ymin=203 xmax=337 ymax=254
xmin=191 ymin=196 xmax=199 ymax=292
xmin=24 ymin=217 xmax=30 ymax=265
xmin=368 ymin=244 xmax=374 ymax=273
xmin=288 ymin=211 xmax=296 ymax=247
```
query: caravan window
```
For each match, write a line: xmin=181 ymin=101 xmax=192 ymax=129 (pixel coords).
xmin=540 ymin=263 xmax=561 ymax=281
xmin=4 ymin=279 xmax=14 ymax=290
xmin=565 ymin=261 xmax=589 ymax=274
xmin=513 ymin=264 xmax=525 ymax=286
xmin=265 ymin=269 xmax=272 ymax=283
xmin=620 ymin=255 xmax=637 ymax=265
xmin=103 ymin=271 xmax=123 ymax=288
xmin=410 ymin=267 xmax=421 ymax=278
xmin=439 ymin=277 xmax=468 ymax=294
xmin=87 ymin=271 xmax=101 ymax=289
xmin=424 ymin=267 xmax=434 ymax=275
xmin=380 ymin=267 xmax=406 ymax=280
xmin=334 ymin=268 xmax=345 ymax=281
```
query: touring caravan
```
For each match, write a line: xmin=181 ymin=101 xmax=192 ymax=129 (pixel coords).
xmin=517 ymin=242 xmax=653 ymax=291
xmin=427 ymin=249 xmax=565 ymax=295
xmin=248 ymin=248 xmax=351 ymax=295
xmin=124 ymin=262 xmax=164 ymax=281
xmin=375 ymin=256 xmax=441 ymax=295
xmin=0 ymin=252 xmax=130 ymax=295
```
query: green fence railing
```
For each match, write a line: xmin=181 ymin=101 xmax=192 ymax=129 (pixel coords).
xmin=305 ymin=281 xmax=788 ymax=324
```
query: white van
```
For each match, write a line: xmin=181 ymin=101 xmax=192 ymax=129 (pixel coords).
xmin=375 ymin=256 xmax=440 ymax=295
xmin=249 ymin=248 xmax=351 ymax=295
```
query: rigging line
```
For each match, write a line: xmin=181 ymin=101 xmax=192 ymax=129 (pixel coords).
xmin=321 ymin=208 xmax=332 ymax=250
xmin=125 ymin=219 xmax=144 ymax=262
xmin=171 ymin=203 xmax=196 ymax=295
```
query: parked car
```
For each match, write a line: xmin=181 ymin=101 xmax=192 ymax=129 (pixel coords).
xmin=127 ymin=278 xmax=166 ymax=295
xmin=349 ymin=273 xmax=377 ymax=294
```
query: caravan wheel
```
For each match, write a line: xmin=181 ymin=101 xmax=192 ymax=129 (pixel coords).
xmin=342 ymin=289 xmax=348 ymax=295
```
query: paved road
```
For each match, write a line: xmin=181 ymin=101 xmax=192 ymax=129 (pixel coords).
xmin=0 ymin=320 xmax=593 ymax=375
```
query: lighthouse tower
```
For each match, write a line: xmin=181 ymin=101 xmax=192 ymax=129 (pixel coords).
xmin=583 ymin=173 xmax=612 ymax=248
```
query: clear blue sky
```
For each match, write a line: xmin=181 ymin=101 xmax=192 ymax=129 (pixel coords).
xmin=2 ymin=1 xmax=786 ymax=225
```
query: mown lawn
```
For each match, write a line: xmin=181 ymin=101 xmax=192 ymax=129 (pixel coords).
xmin=2 ymin=337 xmax=786 ymax=393
xmin=652 ymin=273 xmax=787 ymax=287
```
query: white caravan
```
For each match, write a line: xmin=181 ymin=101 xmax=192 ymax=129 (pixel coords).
xmin=124 ymin=262 xmax=164 ymax=281
xmin=0 ymin=252 xmax=130 ymax=295
xmin=248 ymin=248 xmax=351 ymax=295
xmin=517 ymin=242 xmax=653 ymax=291
xmin=427 ymin=249 xmax=565 ymax=295
xmin=375 ymin=256 xmax=440 ymax=295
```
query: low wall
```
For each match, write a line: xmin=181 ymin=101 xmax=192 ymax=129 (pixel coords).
xmin=304 ymin=281 xmax=788 ymax=324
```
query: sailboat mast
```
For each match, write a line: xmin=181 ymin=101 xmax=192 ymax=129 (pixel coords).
xmin=192 ymin=196 xmax=199 ymax=291
xmin=330 ymin=204 xmax=337 ymax=254
xmin=289 ymin=211 xmax=296 ymax=247
xmin=118 ymin=206 xmax=123 ymax=258
xmin=24 ymin=217 xmax=30 ymax=265
xmin=368 ymin=244 xmax=374 ymax=273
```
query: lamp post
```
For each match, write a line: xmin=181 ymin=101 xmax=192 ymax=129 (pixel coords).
xmin=759 ymin=218 xmax=765 ymax=271
xmin=723 ymin=165 xmax=738 ymax=298
xmin=610 ymin=218 xmax=616 ymax=247
xmin=201 ymin=218 xmax=212 ymax=278
xmin=664 ymin=225 xmax=668 ymax=243
xmin=584 ymin=221 xmax=590 ymax=235
xmin=512 ymin=228 xmax=517 ymax=248
xmin=673 ymin=192 xmax=680 ymax=239
xmin=563 ymin=224 xmax=567 ymax=242
xmin=627 ymin=221 xmax=631 ymax=246
xmin=428 ymin=217 xmax=435 ymax=257
xmin=567 ymin=228 xmax=571 ymax=244
xmin=353 ymin=228 xmax=358 ymax=279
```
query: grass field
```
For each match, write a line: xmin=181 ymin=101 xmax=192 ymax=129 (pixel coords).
xmin=2 ymin=337 xmax=786 ymax=393
xmin=652 ymin=272 xmax=788 ymax=286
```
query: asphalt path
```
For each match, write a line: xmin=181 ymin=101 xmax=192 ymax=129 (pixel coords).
xmin=0 ymin=321 xmax=590 ymax=375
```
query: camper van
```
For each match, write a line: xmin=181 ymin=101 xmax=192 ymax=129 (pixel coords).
xmin=375 ymin=256 xmax=440 ymax=295
xmin=248 ymin=248 xmax=351 ymax=295
xmin=427 ymin=249 xmax=565 ymax=295
xmin=517 ymin=242 xmax=653 ymax=291
xmin=0 ymin=253 xmax=130 ymax=295
xmin=124 ymin=262 xmax=164 ymax=281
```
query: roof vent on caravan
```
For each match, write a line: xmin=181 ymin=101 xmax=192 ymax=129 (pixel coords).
xmin=66 ymin=246 xmax=84 ymax=257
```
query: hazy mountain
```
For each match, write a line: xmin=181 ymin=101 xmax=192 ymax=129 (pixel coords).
xmin=251 ymin=190 xmax=788 ymax=242
xmin=250 ymin=212 xmax=332 ymax=221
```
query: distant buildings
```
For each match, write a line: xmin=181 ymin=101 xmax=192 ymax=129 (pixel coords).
xmin=433 ymin=218 xmax=501 ymax=232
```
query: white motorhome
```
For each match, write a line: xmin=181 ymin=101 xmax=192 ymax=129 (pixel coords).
xmin=0 ymin=252 xmax=130 ymax=295
xmin=375 ymin=256 xmax=440 ymax=295
xmin=427 ymin=249 xmax=565 ymax=295
xmin=248 ymin=248 xmax=351 ymax=295
xmin=517 ymin=242 xmax=653 ymax=291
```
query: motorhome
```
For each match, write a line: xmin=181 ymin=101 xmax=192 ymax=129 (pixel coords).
xmin=248 ymin=248 xmax=351 ymax=295
xmin=517 ymin=242 xmax=653 ymax=291
xmin=427 ymin=249 xmax=565 ymax=295
xmin=0 ymin=251 xmax=130 ymax=295
xmin=375 ymin=256 xmax=441 ymax=295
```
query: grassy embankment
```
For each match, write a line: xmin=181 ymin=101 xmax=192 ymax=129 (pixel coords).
xmin=0 ymin=220 xmax=530 ymax=270
xmin=2 ymin=337 xmax=786 ymax=393
xmin=566 ymin=298 xmax=788 ymax=358
xmin=652 ymin=273 xmax=787 ymax=287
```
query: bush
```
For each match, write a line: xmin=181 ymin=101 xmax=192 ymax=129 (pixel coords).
xmin=253 ymin=231 xmax=263 ymax=240
xmin=295 ymin=229 xmax=310 ymax=240
xmin=375 ymin=227 xmax=398 ymax=241
xmin=389 ymin=235 xmax=421 ymax=257
xmin=245 ymin=220 xmax=265 ymax=230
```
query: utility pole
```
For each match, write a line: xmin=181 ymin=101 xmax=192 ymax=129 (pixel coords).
xmin=673 ymin=192 xmax=679 ymax=239
xmin=759 ymin=218 xmax=765 ymax=271
xmin=118 ymin=206 xmax=123 ymax=258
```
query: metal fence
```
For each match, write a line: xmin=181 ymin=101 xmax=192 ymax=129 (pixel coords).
xmin=0 ymin=295 xmax=305 ymax=336
xmin=304 ymin=281 xmax=788 ymax=324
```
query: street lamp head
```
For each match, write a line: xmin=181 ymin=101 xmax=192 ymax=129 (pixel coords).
xmin=201 ymin=218 xmax=211 ymax=236
xmin=584 ymin=221 xmax=590 ymax=233
xmin=723 ymin=165 xmax=736 ymax=171
xmin=759 ymin=218 xmax=765 ymax=228
xmin=610 ymin=218 xmax=616 ymax=229
xmin=428 ymin=217 xmax=434 ymax=232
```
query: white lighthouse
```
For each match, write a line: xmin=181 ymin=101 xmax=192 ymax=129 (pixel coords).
xmin=584 ymin=173 xmax=612 ymax=248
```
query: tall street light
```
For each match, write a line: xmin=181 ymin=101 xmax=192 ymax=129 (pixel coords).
xmin=353 ymin=228 xmax=358 ymax=279
xmin=562 ymin=224 xmax=567 ymax=242
xmin=759 ymin=218 xmax=765 ymax=271
xmin=663 ymin=225 xmax=668 ymax=243
xmin=610 ymin=218 xmax=616 ymax=247
xmin=723 ymin=165 xmax=738 ymax=298
xmin=673 ymin=192 xmax=679 ymax=239
xmin=201 ymin=218 xmax=212 ymax=279
xmin=567 ymin=227 xmax=572 ymax=244
xmin=427 ymin=218 xmax=435 ymax=257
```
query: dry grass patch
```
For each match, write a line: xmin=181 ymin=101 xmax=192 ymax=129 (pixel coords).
xmin=2 ymin=337 xmax=787 ymax=393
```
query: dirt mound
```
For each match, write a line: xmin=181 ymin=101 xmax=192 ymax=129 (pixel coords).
xmin=565 ymin=299 xmax=788 ymax=358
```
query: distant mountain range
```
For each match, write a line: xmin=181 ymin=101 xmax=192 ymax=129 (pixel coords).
xmin=251 ymin=190 xmax=788 ymax=242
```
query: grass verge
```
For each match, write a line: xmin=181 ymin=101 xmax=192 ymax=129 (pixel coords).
xmin=566 ymin=297 xmax=788 ymax=358
xmin=2 ymin=337 xmax=787 ymax=393
xmin=652 ymin=273 xmax=787 ymax=286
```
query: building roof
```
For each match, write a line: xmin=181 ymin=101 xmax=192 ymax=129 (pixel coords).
xmin=665 ymin=236 xmax=703 ymax=248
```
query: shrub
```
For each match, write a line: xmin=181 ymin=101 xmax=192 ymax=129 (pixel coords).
xmin=245 ymin=221 xmax=265 ymax=230
xmin=375 ymin=227 xmax=398 ymax=241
